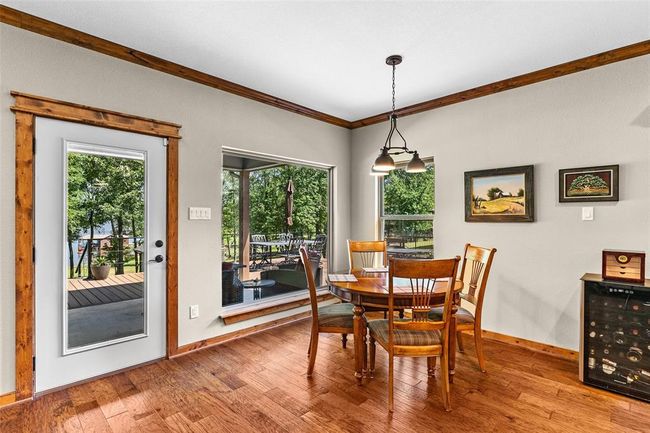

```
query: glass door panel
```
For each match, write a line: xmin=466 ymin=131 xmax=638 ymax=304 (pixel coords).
xmin=65 ymin=142 xmax=147 ymax=352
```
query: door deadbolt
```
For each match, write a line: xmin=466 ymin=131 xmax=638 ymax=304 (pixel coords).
xmin=155 ymin=240 xmax=164 ymax=247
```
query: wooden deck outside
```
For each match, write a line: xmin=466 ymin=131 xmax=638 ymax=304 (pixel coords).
xmin=66 ymin=273 xmax=144 ymax=309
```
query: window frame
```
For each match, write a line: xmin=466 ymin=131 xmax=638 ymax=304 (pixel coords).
xmin=378 ymin=158 xmax=435 ymax=242
xmin=220 ymin=147 xmax=335 ymax=313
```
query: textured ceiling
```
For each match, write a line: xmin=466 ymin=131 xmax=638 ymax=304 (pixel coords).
xmin=4 ymin=1 xmax=650 ymax=120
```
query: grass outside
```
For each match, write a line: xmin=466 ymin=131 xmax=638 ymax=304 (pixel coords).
xmin=70 ymin=258 xmax=140 ymax=279
xmin=401 ymin=239 xmax=433 ymax=250
xmin=473 ymin=197 xmax=525 ymax=215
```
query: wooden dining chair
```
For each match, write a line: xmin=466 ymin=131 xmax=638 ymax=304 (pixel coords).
xmin=428 ymin=244 xmax=496 ymax=372
xmin=347 ymin=240 xmax=388 ymax=271
xmin=348 ymin=239 xmax=403 ymax=319
xmin=368 ymin=256 xmax=460 ymax=412
xmin=300 ymin=246 xmax=358 ymax=377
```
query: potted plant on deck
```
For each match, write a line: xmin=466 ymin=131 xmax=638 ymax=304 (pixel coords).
xmin=90 ymin=255 xmax=112 ymax=280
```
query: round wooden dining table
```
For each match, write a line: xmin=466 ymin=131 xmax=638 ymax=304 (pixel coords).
xmin=328 ymin=269 xmax=464 ymax=385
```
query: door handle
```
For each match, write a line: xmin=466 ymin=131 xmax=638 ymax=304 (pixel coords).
xmin=149 ymin=255 xmax=164 ymax=263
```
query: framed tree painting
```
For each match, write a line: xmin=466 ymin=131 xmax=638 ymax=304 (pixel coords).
xmin=465 ymin=165 xmax=534 ymax=222
xmin=559 ymin=165 xmax=619 ymax=203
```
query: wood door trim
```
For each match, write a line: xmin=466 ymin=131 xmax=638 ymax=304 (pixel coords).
xmin=11 ymin=92 xmax=182 ymax=139
xmin=0 ymin=5 xmax=351 ymax=129
xmin=166 ymin=137 xmax=179 ymax=356
xmin=2 ymin=6 xmax=648 ymax=131
xmin=11 ymin=92 xmax=181 ymax=402
xmin=349 ymin=40 xmax=650 ymax=128
xmin=14 ymin=112 xmax=35 ymax=401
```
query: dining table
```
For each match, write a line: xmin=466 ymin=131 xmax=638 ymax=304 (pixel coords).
xmin=328 ymin=269 xmax=464 ymax=385
xmin=250 ymin=240 xmax=289 ymax=267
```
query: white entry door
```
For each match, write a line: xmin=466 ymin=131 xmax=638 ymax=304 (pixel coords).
xmin=35 ymin=117 xmax=167 ymax=393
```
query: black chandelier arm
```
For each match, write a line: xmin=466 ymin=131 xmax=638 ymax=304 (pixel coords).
xmin=373 ymin=54 xmax=421 ymax=173
xmin=385 ymin=149 xmax=416 ymax=156
xmin=393 ymin=125 xmax=409 ymax=148
xmin=383 ymin=120 xmax=396 ymax=149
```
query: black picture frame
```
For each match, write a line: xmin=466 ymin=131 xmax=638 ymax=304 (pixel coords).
xmin=464 ymin=165 xmax=535 ymax=222
xmin=558 ymin=165 xmax=619 ymax=203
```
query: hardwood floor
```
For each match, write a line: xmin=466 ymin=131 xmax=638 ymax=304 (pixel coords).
xmin=1 ymin=317 xmax=648 ymax=432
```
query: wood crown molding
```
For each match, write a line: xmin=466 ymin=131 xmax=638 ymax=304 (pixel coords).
xmin=0 ymin=5 xmax=352 ymax=129
xmin=350 ymin=40 xmax=650 ymax=128
xmin=1 ymin=6 xmax=649 ymax=128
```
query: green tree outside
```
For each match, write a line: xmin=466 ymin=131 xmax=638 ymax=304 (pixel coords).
xmin=67 ymin=152 xmax=144 ymax=278
xmin=221 ymin=165 xmax=329 ymax=261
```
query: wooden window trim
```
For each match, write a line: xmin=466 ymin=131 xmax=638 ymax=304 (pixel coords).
xmin=10 ymin=91 xmax=181 ymax=402
xmin=220 ymin=289 xmax=334 ymax=325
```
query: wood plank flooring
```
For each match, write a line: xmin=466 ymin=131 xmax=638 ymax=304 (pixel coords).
xmin=1 ymin=318 xmax=648 ymax=432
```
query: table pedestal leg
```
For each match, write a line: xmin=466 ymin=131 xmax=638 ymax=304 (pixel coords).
xmin=353 ymin=304 xmax=366 ymax=385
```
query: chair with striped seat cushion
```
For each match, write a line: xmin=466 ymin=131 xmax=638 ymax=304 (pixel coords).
xmin=430 ymin=244 xmax=496 ymax=373
xmin=300 ymin=247 xmax=358 ymax=378
xmin=367 ymin=256 xmax=460 ymax=412
xmin=368 ymin=319 xmax=442 ymax=346
xmin=428 ymin=306 xmax=475 ymax=325
xmin=318 ymin=303 xmax=354 ymax=328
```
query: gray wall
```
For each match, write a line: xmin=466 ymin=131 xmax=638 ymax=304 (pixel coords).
xmin=351 ymin=55 xmax=650 ymax=351
xmin=0 ymin=25 xmax=351 ymax=393
xmin=1 ymin=21 xmax=648 ymax=395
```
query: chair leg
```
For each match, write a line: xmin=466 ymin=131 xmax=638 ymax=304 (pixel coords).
xmin=440 ymin=351 xmax=451 ymax=412
xmin=307 ymin=334 xmax=312 ymax=357
xmin=341 ymin=333 xmax=348 ymax=349
xmin=427 ymin=356 xmax=436 ymax=377
xmin=474 ymin=326 xmax=486 ymax=373
xmin=307 ymin=333 xmax=319 ymax=377
xmin=388 ymin=355 xmax=394 ymax=413
xmin=457 ymin=331 xmax=465 ymax=352
xmin=369 ymin=335 xmax=376 ymax=378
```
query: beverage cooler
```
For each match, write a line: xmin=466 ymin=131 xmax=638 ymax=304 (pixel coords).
xmin=581 ymin=274 xmax=650 ymax=402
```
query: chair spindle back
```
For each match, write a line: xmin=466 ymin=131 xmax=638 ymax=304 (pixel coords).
xmin=348 ymin=240 xmax=388 ymax=271
xmin=388 ymin=257 xmax=460 ymax=341
xmin=459 ymin=244 xmax=497 ymax=313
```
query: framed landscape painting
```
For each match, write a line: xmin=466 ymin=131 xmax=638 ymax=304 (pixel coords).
xmin=559 ymin=165 xmax=619 ymax=203
xmin=465 ymin=165 xmax=534 ymax=222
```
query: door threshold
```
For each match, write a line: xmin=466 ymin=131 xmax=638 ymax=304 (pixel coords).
xmin=34 ymin=357 xmax=164 ymax=398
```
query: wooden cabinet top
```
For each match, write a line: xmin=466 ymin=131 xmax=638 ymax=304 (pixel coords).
xmin=581 ymin=273 xmax=650 ymax=288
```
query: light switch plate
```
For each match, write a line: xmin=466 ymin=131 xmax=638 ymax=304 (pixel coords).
xmin=189 ymin=207 xmax=211 ymax=220
xmin=189 ymin=305 xmax=199 ymax=319
xmin=582 ymin=207 xmax=594 ymax=221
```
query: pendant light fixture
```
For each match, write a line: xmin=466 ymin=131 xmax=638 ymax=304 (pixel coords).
xmin=372 ymin=55 xmax=426 ymax=174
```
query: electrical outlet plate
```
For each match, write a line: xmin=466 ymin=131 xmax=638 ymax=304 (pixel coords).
xmin=582 ymin=207 xmax=594 ymax=221
xmin=189 ymin=305 xmax=199 ymax=319
xmin=188 ymin=207 xmax=211 ymax=220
